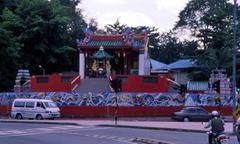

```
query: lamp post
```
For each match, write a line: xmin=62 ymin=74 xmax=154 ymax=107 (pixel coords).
xmin=232 ymin=0 xmax=237 ymax=133
xmin=38 ymin=65 xmax=45 ymax=75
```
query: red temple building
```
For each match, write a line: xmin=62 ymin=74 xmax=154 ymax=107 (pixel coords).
xmin=77 ymin=31 xmax=151 ymax=79
xmin=29 ymin=31 xmax=175 ymax=92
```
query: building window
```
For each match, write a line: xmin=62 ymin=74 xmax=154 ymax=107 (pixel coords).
xmin=142 ymin=77 xmax=158 ymax=83
xmin=36 ymin=77 xmax=48 ymax=83
xmin=61 ymin=76 xmax=73 ymax=83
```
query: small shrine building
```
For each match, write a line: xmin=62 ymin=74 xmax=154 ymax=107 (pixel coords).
xmin=77 ymin=31 xmax=151 ymax=79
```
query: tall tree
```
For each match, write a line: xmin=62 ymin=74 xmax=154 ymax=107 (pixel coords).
xmin=0 ymin=26 xmax=20 ymax=91
xmin=58 ymin=0 xmax=87 ymax=71
xmin=0 ymin=0 xmax=87 ymax=91
xmin=104 ymin=19 xmax=127 ymax=34
xmin=88 ymin=18 xmax=98 ymax=32
xmin=175 ymin=0 xmax=237 ymax=75
xmin=156 ymin=31 xmax=199 ymax=64
xmin=0 ymin=0 xmax=22 ymax=91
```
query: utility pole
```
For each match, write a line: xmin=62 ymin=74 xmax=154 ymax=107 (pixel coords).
xmin=114 ymin=94 xmax=118 ymax=126
xmin=109 ymin=76 xmax=119 ymax=126
xmin=232 ymin=0 xmax=237 ymax=133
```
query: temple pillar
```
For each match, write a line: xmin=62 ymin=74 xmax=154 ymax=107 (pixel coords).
xmin=123 ymin=51 xmax=127 ymax=74
xmin=79 ymin=49 xmax=85 ymax=79
xmin=138 ymin=49 xmax=145 ymax=75
xmin=85 ymin=51 xmax=88 ymax=77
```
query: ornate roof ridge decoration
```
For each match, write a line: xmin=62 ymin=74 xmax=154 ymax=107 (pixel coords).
xmin=91 ymin=46 xmax=113 ymax=59
xmin=77 ymin=28 xmax=148 ymax=49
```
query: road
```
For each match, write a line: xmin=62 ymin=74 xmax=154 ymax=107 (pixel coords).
xmin=0 ymin=123 xmax=238 ymax=144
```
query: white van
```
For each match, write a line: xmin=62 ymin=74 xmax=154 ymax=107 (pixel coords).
xmin=11 ymin=99 xmax=60 ymax=120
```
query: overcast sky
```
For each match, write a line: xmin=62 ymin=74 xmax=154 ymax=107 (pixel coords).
xmin=79 ymin=0 xmax=239 ymax=32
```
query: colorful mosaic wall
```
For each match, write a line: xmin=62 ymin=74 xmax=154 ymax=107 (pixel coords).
xmin=0 ymin=92 xmax=233 ymax=106
xmin=185 ymin=93 xmax=233 ymax=106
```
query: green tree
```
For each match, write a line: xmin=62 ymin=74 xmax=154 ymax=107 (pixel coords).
xmin=58 ymin=0 xmax=87 ymax=72
xmin=175 ymin=0 xmax=237 ymax=76
xmin=88 ymin=18 xmax=98 ymax=32
xmin=0 ymin=26 xmax=20 ymax=91
xmin=0 ymin=0 xmax=87 ymax=91
xmin=1 ymin=0 xmax=86 ymax=73
xmin=0 ymin=0 xmax=23 ymax=91
xmin=154 ymin=31 xmax=199 ymax=64
xmin=105 ymin=19 xmax=127 ymax=34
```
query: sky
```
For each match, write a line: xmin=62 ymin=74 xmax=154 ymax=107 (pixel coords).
xmin=79 ymin=0 xmax=240 ymax=32
xmin=79 ymin=0 xmax=190 ymax=32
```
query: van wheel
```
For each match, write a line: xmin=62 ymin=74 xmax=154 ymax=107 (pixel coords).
xmin=36 ymin=114 xmax=43 ymax=120
xmin=16 ymin=114 xmax=23 ymax=120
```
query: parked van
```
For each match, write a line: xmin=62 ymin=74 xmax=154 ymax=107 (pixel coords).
xmin=11 ymin=99 xmax=60 ymax=120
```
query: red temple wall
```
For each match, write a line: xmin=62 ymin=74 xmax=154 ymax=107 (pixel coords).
xmin=0 ymin=106 xmax=232 ymax=117
xmin=31 ymin=74 xmax=80 ymax=92
xmin=111 ymin=75 xmax=172 ymax=92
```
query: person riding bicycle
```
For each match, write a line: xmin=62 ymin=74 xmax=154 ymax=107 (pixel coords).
xmin=204 ymin=111 xmax=225 ymax=144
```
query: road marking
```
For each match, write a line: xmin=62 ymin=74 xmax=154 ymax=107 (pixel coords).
xmin=0 ymin=125 xmax=85 ymax=138
xmin=0 ymin=130 xmax=26 ymax=135
xmin=0 ymin=126 xmax=144 ymax=144
xmin=62 ymin=132 xmax=137 ymax=144
xmin=56 ymin=127 xmax=111 ymax=132
xmin=0 ymin=126 xmax=112 ymax=139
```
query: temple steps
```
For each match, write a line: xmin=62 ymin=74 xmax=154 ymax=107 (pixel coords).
xmin=73 ymin=78 xmax=112 ymax=93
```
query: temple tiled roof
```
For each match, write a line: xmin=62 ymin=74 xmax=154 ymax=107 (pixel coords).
xmin=77 ymin=32 xmax=147 ymax=49
xmin=87 ymin=40 xmax=125 ymax=47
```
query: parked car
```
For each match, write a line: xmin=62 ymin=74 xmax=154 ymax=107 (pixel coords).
xmin=171 ymin=107 xmax=212 ymax=122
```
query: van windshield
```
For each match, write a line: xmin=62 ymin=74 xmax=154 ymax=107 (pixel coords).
xmin=44 ymin=102 xmax=57 ymax=108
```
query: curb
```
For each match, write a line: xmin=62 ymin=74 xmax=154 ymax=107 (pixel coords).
xmin=98 ymin=124 xmax=235 ymax=136
xmin=98 ymin=124 xmax=207 ymax=133
xmin=0 ymin=119 xmax=80 ymax=126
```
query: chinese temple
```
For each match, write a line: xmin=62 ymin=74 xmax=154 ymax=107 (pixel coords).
xmin=77 ymin=31 xmax=151 ymax=79
xmin=4 ymin=32 xmax=233 ymax=118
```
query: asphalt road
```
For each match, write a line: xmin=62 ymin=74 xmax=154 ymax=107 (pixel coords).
xmin=0 ymin=123 xmax=238 ymax=144
xmin=0 ymin=123 xmax=135 ymax=144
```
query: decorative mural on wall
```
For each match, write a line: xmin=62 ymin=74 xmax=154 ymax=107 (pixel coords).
xmin=0 ymin=92 xmax=185 ymax=106
xmin=185 ymin=93 xmax=233 ymax=106
xmin=0 ymin=92 xmax=233 ymax=106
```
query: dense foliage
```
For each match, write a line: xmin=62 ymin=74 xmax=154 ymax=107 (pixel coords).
xmin=174 ymin=0 xmax=240 ymax=79
xmin=0 ymin=0 xmax=87 ymax=91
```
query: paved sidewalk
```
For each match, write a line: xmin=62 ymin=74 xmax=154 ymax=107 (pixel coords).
xmin=0 ymin=118 xmax=236 ymax=134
